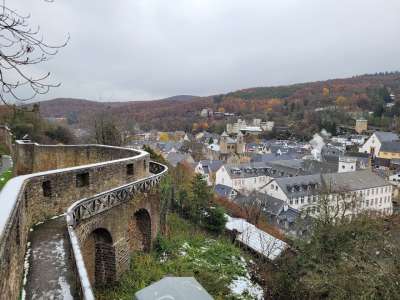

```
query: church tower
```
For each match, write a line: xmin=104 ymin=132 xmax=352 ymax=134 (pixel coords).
xmin=219 ymin=131 xmax=229 ymax=154
xmin=236 ymin=131 xmax=245 ymax=154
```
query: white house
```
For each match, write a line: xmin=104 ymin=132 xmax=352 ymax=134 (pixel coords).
xmin=215 ymin=163 xmax=272 ymax=192
xmin=261 ymin=170 xmax=393 ymax=218
xmin=359 ymin=131 xmax=398 ymax=157
xmin=194 ymin=160 xmax=224 ymax=186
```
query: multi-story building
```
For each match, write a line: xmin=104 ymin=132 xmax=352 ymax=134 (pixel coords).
xmin=215 ymin=163 xmax=271 ymax=192
xmin=226 ymin=118 xmax=274 ymax=135
xmin=215 ymin=159 xmax=338 ymax=193
xmin=261 ymin=170 xmax=393 ymax=217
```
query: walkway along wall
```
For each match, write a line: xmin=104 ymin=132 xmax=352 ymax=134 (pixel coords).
xmin=0 ymin=142 xmax=156 ymax=300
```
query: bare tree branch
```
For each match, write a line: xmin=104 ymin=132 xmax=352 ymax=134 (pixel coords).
xmin=0 ymin=0 xmax=68 ymax=104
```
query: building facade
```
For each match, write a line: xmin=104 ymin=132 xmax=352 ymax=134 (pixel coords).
xmin=261 ymin=170 xmax=393 ymax=218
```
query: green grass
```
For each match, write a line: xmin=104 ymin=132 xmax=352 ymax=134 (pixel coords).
xmin=96 ymin=214 xmax=262 ymax=300
xmin=0 ymin=167 xmax=13 ymax=190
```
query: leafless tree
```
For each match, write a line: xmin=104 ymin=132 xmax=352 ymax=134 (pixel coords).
xmin=300 ymin=182 xmax=362 ymax=226
xmin=0 ymin=0 xmax=68 ymax=104
xmin=241 ymin=191 xmax=263 ymax=225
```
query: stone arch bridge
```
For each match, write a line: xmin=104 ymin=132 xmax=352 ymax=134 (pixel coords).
xmin=0 ymin=140 xmax=167 ymax=299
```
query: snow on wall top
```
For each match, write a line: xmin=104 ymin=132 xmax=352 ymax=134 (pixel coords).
xmin=0 ymin=144 xmax=147 ymax=240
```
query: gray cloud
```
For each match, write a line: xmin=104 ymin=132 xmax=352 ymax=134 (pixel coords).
xmin=11 ymin=0 xmax=400 ymax=101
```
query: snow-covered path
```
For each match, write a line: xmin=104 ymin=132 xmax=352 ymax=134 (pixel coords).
xmin=24 ymin=216 xmax=78 ymax=300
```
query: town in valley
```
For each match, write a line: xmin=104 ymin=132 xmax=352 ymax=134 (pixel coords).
xmin=1 ymin=1 xmax=400 ymax=300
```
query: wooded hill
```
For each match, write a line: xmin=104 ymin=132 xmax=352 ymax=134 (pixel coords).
xmin=34 ymin=72 xmax=400 ymax=133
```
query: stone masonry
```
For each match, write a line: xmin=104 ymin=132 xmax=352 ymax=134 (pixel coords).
xmin=0 ymin=142 xmax=156 ymax=300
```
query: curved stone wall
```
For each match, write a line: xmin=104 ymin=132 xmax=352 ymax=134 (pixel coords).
xmin=0 ymin=143 xmax=150 ymax=300
xmin=67 ymin=161 xmax=167 ymax=299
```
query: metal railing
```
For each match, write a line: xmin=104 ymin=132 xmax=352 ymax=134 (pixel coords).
xmin=66 ymin=160 xmax=167 ymax=299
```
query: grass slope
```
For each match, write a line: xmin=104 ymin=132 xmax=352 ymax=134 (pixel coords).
xmin=0 ymin=168 xmax=13 ymax=190
xmin=96 ymin=214 xmax=263 ymax=300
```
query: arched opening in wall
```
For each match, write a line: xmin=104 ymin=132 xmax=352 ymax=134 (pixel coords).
xmin=129 ymin=209 xmax=152 ymax=252
xmin=83 ymin=228 xmax=116 ymax=287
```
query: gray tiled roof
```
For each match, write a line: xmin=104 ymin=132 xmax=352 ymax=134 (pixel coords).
xmin=322 ymin=170 xmax=388 ymax=192
xmin=274 ymin=170 xmax=389 ymax=198
xmin=214 ymin=184 xmax=235 ymax=198
xmin=199 ymin=160 xmax=224 ymax=173
xmin=380 ymin=141 xmax=400 ymax=153
xmin=165 ymin=152 xmax=192 ymax=167
xmin=374 ymin=131 xmax=398 ymax=142
xmin=274 ymin=174 xmax=323 ymax=198
xmin=224 ymin=159 xmax=336 ymax=180
xmin=223 ymin=162 xmax=274 ymax=179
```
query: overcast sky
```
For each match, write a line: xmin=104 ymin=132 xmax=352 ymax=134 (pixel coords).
xmin=11 ymin=0 xmax=400 ymax=101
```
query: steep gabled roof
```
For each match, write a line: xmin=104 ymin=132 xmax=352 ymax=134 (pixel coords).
xmin=374 ymin=131 xmax=398 ymax=142
xmin=199 ymin=160 xmax=224 ymax=173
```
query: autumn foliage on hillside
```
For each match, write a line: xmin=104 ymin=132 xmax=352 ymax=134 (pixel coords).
xmin=36 ymin=72 xmax=400 ymax=133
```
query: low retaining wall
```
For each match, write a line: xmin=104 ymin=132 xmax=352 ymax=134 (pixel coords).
xmin=0 ymin=143 xmax=149 ymax=300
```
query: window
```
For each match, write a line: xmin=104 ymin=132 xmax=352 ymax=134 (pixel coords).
xmin=366 ymin=200 xmax=369 ymax=207
xmin=126 ymin=163 xmax=134 ymax=175
xmin=143 ymin=160 xmax=147 ymax=171
xmin=76 ymin=172 xmax=89 ymax=188
xmin=295 ymin=198 xmax=298 ymax=205
xmin=289 ymin=198 xmax=293 ymax=205
xmin=42 ymin=180 xmax=52 ymax=197
xmin=300 ymin=196 xmax=304 ymax=204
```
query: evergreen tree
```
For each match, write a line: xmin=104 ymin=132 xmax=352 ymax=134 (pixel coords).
xmin=190 ymin=174 xmax=212 ymax=223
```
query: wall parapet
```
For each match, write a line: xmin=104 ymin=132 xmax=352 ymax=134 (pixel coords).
xmin=0 ymin=142 xmax=152 ymax=300
xmin=66 ymin=161 xmax=167 ymax=299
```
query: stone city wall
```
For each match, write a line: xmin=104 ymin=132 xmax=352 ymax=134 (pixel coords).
xmin=0 ymin=143 xmax=149 ymax=300
xmin=0 ymin=125 xmax=13 ymax=155
xmin=14 ymin=141 xmax=136 ymax=175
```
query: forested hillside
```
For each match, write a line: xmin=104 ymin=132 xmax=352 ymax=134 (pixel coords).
xmin=35 ymin=72 xmax=400 ymax=135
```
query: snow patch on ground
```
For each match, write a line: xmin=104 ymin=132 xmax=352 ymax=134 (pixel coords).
xmin=229 ymin=275 xmax=264 ymax=300
xmin=21 ymin=241 xmax=32 ymax=300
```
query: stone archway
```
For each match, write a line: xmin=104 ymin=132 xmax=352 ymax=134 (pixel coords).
xmin=83 ymin=228 xmax=116 ymax=287
xmin=129 ymin=209 xmax=152 ymax=252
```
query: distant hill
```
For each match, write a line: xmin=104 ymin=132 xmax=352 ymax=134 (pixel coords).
xmin=35 ymin=72 xmax=400 ymax=132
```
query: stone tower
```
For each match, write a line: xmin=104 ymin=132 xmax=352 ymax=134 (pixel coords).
xmin=219 ymin=131 xmax=229 ymax=154
xmin=236 ymin=131 xmax=245 ymax=154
